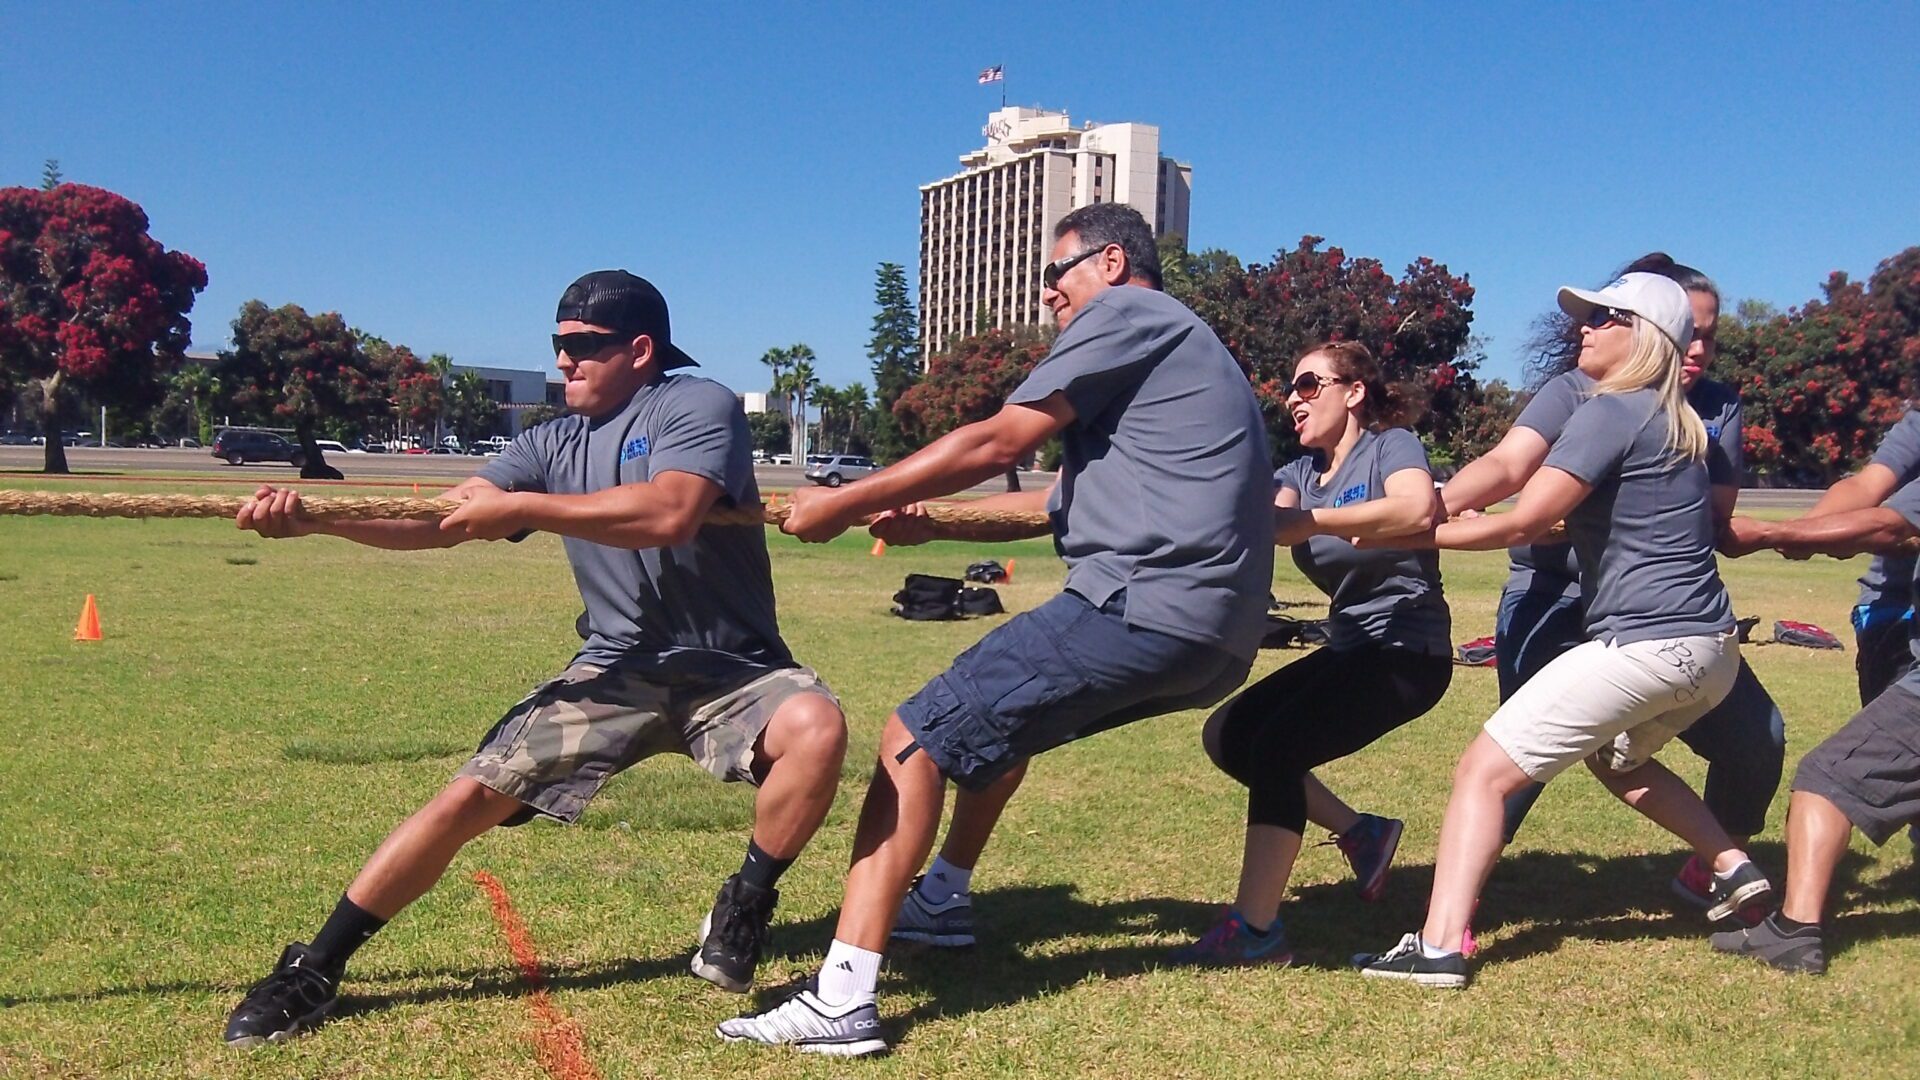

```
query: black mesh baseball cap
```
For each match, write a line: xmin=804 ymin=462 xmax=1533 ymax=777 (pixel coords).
xmin=554 ymin=270 xmax=698 ymax=370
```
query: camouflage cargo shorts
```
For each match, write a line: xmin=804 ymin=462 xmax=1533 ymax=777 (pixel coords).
xmin=457 ymin=663 xmax=838 ymax=825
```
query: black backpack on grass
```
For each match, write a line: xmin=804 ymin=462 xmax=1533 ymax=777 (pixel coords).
xmin=957 ymin=586 xmax=1005 ymax=616
xmin=892 ymin=574 xmax=964 ymax=621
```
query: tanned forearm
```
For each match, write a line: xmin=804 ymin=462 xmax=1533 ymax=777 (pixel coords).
xmin=1746 ymin=507 xmax=1920 ymax=558
xmin=513 ymin=486 xmax=704 ymax=549
xmin=1441 ymin=452 xmax=1529 ymax=517
xmin=818 ymin=422 xmax=1040 ymax=521
xmin=317 ymin=519 xmax=467 ymax=550
xmin=1806 ymin=471 xmax=1888 ymax=518
xmin=1306 ymin=495 xmax=1437 ymax=540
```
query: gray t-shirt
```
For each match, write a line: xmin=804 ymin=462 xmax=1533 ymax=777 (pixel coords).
xmin=1881 ymin=480 xmax=1920 ymax=695
xmin=1542 ymin=388 xmax=1735 ymax=645
xmin=1504 ymin=369 xmax=1593 ymax=599
xmin=1857 ymin=411 xmax=1920 ymax=613
xmin=1275 ymin=427 xmax=1451 ymax=656
xmin=1505 ymin=373 xmax=1744 ymax=602
xmin=1689 ymin=377 xmax=1744 ymax=488
xmin=1006 ymin=285 xmax=1275 ymax=661
xmin=477 ymin=373 xmax=793 ymax=681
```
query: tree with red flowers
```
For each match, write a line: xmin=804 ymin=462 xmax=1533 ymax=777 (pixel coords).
xmin=217 ymin=301 xmax=382 ymax=479
xmin=1720 ymin=246 xmax=1920 ymax=484
xmin=893 ymin=326 xmax=1052 ymax=490
xmin=0 ymin=183 xmax=206 ymax=472
xmin=1169 ymin=235 xmax=1479 ymax=458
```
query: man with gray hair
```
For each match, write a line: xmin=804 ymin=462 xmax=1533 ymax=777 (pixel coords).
xmin=717 ymin=204 xmax=1274 ymax=1056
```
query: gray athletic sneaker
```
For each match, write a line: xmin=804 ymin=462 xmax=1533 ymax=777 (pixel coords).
xmin=716 ymin=982 xmax=888 ymax=1057
xmin=890 ymin=877 xmax=974 ymax=947
xmin=1711 ymin=914 xmax=1827 ymax=975
xmin=1703 ymin=860 xmax=1774 ymax=924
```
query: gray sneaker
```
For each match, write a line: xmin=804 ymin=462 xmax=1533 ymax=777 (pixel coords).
xmin=1704 ymin=860 xmax=1774 ymax=924
xmin=716 ymin=983 xmax=888 ymax=1057
xmin=890 ymin=878 xmax=974 ymax=947
xmin=1711 ymin=914 xmax=1827 ymax=975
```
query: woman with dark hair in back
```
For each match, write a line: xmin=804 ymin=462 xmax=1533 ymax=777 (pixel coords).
xmin=1172 ymin=341 xmax=1454 ymax=966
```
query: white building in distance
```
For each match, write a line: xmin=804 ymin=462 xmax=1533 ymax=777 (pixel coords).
xmin=918 ymin=106 xmax=1192 ymax=359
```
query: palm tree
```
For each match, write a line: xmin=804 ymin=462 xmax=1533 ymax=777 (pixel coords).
xmin=840 ymin=382 xmax=870 ymax=453
xmin=169 ymin=364 xmax=220 ymax=444
xmin=787 ymin=355 xmax=819 ymax=460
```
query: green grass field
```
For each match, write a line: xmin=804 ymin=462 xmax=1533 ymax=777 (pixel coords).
xmin=2 ymin=478 xmax=1917 ymax=1078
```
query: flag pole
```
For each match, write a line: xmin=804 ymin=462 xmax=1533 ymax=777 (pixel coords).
xmin=1001 ymin=63 xmax=1007 ymax=107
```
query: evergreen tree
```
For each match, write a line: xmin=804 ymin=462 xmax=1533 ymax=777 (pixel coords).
xmin=865 ymin=261 xmax=922 ymax=462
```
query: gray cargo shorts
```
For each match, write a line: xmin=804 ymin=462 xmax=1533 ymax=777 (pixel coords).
xmin=458 ymin=663 xmax=838 ymax=825
xmin=1794 ymin=683 xmax=1920 ymax=845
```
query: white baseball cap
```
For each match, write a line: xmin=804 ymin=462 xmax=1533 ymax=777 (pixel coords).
xmin=1556 ymin=271 xmax=1694 ymax=353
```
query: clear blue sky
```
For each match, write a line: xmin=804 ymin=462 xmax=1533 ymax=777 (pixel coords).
xmin=5 ymin=2 xmax=1914 ymax=394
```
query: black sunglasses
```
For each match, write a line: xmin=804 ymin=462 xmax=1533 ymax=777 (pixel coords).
xmin=1042 ymin=246 xmax=1106 ymax=289
xmin=1582 ymin=307 xmax=1634 ymax=331
xmin=551 ymin=331 xmax=628 ymax=359
xmin=1289 ymin=372 xmax=1348 ymax=400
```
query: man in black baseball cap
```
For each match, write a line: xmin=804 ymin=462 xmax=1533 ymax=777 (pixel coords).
xmin=554 ymin=269 xmax=700 ymax=372
xmin=220 ymin=270 xmax=851 ymax=1047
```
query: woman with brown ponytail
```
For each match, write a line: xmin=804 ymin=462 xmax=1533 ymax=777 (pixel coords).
xmin=1172 ymin=341 xmax=1454 ymax=966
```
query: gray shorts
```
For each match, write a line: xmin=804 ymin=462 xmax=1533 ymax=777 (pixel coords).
xmin=458 ymin=663 xmax=838 ymax=825
xmin=1794 ymin=683 xmax=1920 ymax=845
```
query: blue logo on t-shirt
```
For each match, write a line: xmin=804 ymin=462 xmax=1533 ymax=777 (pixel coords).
xmin=1334 ymin=482 xmax=1369 ymax=507
xmin=620 ymin=436 xmax=650 ymax=463
xmin=1706 ymin=423 xmax=1722 ymax=440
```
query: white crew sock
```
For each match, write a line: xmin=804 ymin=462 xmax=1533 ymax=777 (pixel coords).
xmin=918 ymin=855 xmax=973 ymax=902
xmin=816 ymin=939 xmax=882 ymax=1006
xmin=1418 ymin=934 xmax=1459 ymax=959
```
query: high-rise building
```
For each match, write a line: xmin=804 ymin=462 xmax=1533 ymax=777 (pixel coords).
xmin=918 ymin=106 xmax=1192 ymax=359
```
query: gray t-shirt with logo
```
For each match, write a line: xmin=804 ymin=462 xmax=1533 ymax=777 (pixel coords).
xmin=1857 ymin=411 xmax=1920 ymax=614
xmin=1689 ymin=377 xmax=1744 ymax=488
xmin=1006 ymin=285 xmax=1275 ymax=661
xmin=477 ymin=373 xmax=794 ymax=681
xmin=1542 ymin=388 xmax=1735 ymax=645
xmin=1275 ymin=427 xmax=1451 ymax=656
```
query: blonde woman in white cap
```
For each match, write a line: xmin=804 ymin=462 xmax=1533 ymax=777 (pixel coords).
xmin=1354 ymin=272 xmax=1773 ymax=988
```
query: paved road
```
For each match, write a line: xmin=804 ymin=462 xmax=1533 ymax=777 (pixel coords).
xmin=0 ymin=446 xmax=1056 ymax=495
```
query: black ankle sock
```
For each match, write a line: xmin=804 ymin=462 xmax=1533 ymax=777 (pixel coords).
xmin=1772 ymin=912 xmax=1819 ymax=934
xmin=738 ymin=839 xmax=795 ymax=892
xmin=308 ymin=894 xmax=387 ymax=975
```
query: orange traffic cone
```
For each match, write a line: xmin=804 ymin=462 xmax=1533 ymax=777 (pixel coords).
xmin=412 ymin=483 xmax=420 ymax=494
xmin=1004 ymin=558 xmax=1015 ymax=583
xmin=870 ymin=537 xmax=887 ymax=556
xmin=74 ymin=594 xmax=102 ymax=641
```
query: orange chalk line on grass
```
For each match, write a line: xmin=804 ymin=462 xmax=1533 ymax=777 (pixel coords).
xmin=472 ymin=870 xmax=603 ymax=1080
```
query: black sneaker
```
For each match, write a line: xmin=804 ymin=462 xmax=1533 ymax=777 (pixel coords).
xmin=1354 ymin=932 xmax=1470 ymax=989
xmin=1711 ymin=913 xmax=1827 ymax=974
xmin=692 ymin=875 xmax=778 ymax=993
xmin=223 ymin=943 xmax=340 ymax=1047
xmin=1703 ymin=860 xmax=1774 ymax=924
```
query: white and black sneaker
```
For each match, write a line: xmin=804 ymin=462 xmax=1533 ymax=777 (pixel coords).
xmin=1704 ymin=860 xmax=1774 ymax=924
xmin=692 ymin=875 xmax=778 ymax=993
xmin=890 ymin=876 xmax=975 ymax=947
xmin=223 ymin=943 xmax=341 ymax=1046
xmin=715 ymin=980 xmax=888 ymax=1057
xmin=1354 ymin=932 xmax=1470 ymax=989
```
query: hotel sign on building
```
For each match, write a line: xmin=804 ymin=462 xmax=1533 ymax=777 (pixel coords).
xmin=917 ymin=106 xmax=1192 ymax=359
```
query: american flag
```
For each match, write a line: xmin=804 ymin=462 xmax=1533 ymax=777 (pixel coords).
xmin=977 ymin=65 xmax=1003 ymax=84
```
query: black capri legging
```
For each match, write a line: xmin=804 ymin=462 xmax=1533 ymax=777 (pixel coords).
xmin=1203 ymin=643 xmax=1453 ymax=833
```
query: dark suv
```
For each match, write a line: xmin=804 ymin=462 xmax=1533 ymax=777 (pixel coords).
xmin=212 ymin=429 xmax=306 ymax=467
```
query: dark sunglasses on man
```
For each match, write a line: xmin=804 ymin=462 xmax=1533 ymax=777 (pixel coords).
xmin=551 ymin=330 xmax=629 ymax=359
xmin=1041 ymin=244 xmax=1113 ymax=289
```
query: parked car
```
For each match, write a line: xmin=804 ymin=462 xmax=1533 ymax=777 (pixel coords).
xmin=211 ymin=429 xmax=305 ymax=467
xmin=313 ymin=439 xmax=351 ymax=457
xmin=804 ymin=454 xmax=878 ymax=487
xmin=177 ymin=437 xmax=201 ymax=449
xmin=769 ymin=453 xmax=794 ymax=466
xmin=358 ymin=439 xmax=387 ymax=453
xmin=0 ymin=432 xmax=34 ymax=446
xmin=472 ymin=435 xmax=511 ymax=454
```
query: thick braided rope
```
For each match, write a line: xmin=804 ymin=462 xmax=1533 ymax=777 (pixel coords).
xmin=0 ymin=489 xmax=1051 ymax=542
